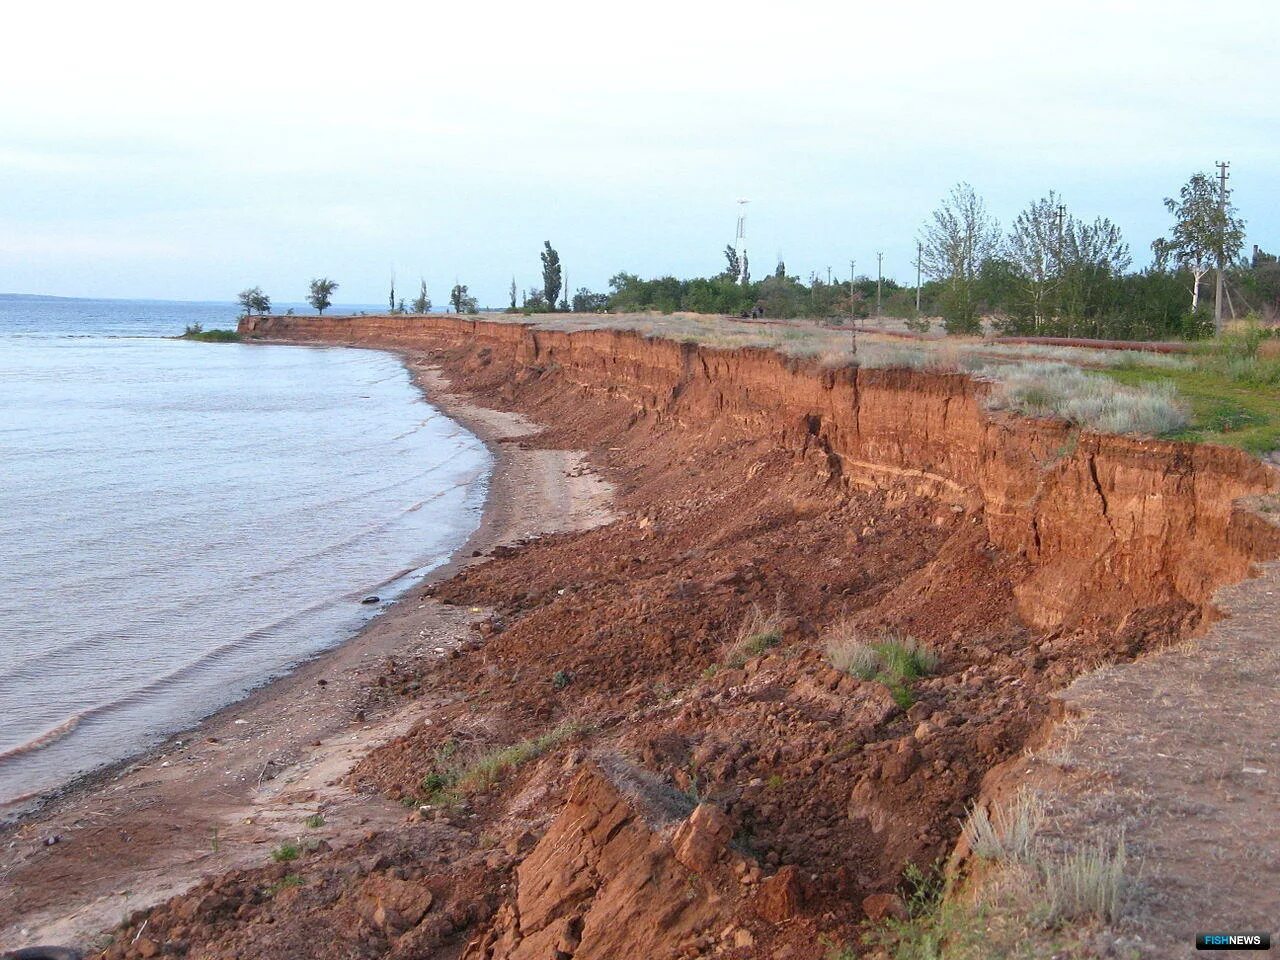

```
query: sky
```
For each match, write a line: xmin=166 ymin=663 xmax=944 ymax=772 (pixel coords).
xmin=2 ymin=0 xmax=1278 ymax=307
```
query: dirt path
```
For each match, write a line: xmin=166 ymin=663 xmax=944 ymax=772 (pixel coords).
xmin=1028 ymin=495 xmax=1280 ymax=958
xmin=0 ymin=355 xmax=612 ymax=952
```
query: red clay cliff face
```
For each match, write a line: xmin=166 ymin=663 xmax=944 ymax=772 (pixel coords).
xmin=241 ymin=313 xmax=1280 ymax=632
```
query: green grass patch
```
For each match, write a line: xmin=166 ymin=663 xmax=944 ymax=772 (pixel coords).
xmin=303 ymin=814 xmax=325 ymax=829
xmin=723 ymin=603 xmax=784 ymax=668
xmin=1103 ymin=361 xmax=1280 ymax=454
xmin=271 ymin=842 xmax=301 ymax=863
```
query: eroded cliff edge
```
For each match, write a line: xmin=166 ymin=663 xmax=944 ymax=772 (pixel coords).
xmin=242 ymin=313 xmax=1279 ymax=635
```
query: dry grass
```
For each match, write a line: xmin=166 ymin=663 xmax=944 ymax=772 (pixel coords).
xmin=962 ymin=791 xmax=1045 ymax=863
xmin=979 ymin=361 xmax=1189 ymax=436
xmin=723 ymin=602 xmax=784 ymax=667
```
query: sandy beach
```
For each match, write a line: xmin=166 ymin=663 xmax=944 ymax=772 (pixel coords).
xmin=0 ymin=349 xmax=612 ymax=950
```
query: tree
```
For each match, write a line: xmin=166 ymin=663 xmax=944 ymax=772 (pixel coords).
xmin=572 ymin=288 xmax=609 ymax=312
xmin=450 ymin=283 xmax=477 ymax=314
xmin=1058 ymin=215 xmax=1131 ymax=330
xmin=1005 ymin=193 xmax=1066 ymax=330
xmin=1153 ymin=171 xmax=1246 ymax=315
xmin=388 ymin=276 xmax=396 ymax=313
xmin=919 ymin=182 xmax=1000 ymax=334
xmin=509 ymin=277 xmax=518 ymax=310
xmin=307 ymin=278 xmax=338 ymax=315
xmin=411 ymin=280 xmax=431 ymax=314
xmin=237 ymin=286 xmax=271 ymax=317
xmin=541 ymin=241 xmax=562 ymax=308
xmin=723 ymin=245 xmax=741 ymax=280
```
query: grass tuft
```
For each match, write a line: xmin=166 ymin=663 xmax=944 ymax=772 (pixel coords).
xmin=962 ymin=791 xmax=1045 ymax=864
xmin=271 ymin=842 xmax=301 ymax=863
xmin=1042 ymin=838 xmax=1130 ymax=924
xmin=722 ymin=602 xmax=784 ymax=667
xmin=417 ymin=722 xmax=583 ymax=803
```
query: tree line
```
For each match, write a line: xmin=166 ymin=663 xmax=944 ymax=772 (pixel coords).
xmin=236 ymin=168 xmax=1275 ymax=341
xmin=594 ymin=169 xmax=1272 ymax=340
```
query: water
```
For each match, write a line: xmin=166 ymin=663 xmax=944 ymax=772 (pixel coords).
xmin=0 ymin=296 xmax=490 ymax=811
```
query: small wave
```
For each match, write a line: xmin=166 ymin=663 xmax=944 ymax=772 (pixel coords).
xmin=0 ymin=712 xmax=83 ymax=763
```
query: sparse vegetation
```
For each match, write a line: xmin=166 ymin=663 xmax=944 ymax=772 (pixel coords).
xmin=303 ymin=814 xmax=325 ymax=829
xmin=1042 ymin=838 xmax=1130 ymax=924
xmin=265 ymin=874 xmax=303 ymax=896
xmin=416 ymin=722 xmax=582 ymax=804
xmin=722 ymin=602 xmax=784 ymax=668
xmin=270 ymin=842 xmax=301 ymax=863
xmin=864 ymin=792 xmax=1134 ymax=958
xmin=981 ymin=361 xmax=1189 ymax=436
xmin=551 ymin=669 xmax=572 ymax=690
xmin=961 ymin=791 xmax=1045 ymax=864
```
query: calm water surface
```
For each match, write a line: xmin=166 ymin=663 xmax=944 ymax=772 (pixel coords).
xmin=0 ymin=297 xmax=489 ymax=810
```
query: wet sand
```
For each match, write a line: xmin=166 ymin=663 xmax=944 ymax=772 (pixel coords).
xmin=0 ymin=351 xmax=612 ymax=950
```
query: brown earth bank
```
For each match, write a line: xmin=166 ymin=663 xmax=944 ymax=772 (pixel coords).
xmin=33 ymin=314 xmax=1280 ymax=960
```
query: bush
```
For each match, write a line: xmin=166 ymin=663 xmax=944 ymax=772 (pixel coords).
xmin=181 ymin=325 xmax=240 ymax=343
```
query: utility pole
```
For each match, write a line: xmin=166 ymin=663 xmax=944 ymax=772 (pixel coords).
xmin=1214 ymin=160 xmax=1230 ymax=334
xmin=849 ymin=259 xmax=858 ymax=359
xmin=734 ymin=199 xmax=750 ymax=285
xmin=826 ymin=266 xmax=832 ymax=286
xmin=876 ymin=252 xmax=884 ymax=321
xmin=563 ymin=271 xmax=569 ymax=311
xmin=915 ymin=240 xmax=922 ymax=314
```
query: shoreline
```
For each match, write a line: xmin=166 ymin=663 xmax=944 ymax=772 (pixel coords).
xmin=0 ymin=345 xmax=612 ymax=949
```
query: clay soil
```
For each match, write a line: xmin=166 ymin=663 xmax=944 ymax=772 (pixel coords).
xmin=0 ymin=329 xmax=1263 ymax=960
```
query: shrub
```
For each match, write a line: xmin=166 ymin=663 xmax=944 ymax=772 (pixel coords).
xmin=181 ymin=325 xmax=240 ymax=343
xmin=303 ymin=814 xmax=325 ymax=829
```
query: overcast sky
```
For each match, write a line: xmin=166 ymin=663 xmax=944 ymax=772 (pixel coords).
xmin=2 ymin=0 xmax=1277 ymax=306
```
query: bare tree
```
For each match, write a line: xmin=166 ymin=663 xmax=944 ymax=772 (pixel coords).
xmin=919 ymin=182 xmax=1000 ymax=333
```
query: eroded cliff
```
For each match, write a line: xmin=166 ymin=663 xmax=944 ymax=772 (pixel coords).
xmin=98 ymin=312 xmax=1276 ymax=960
